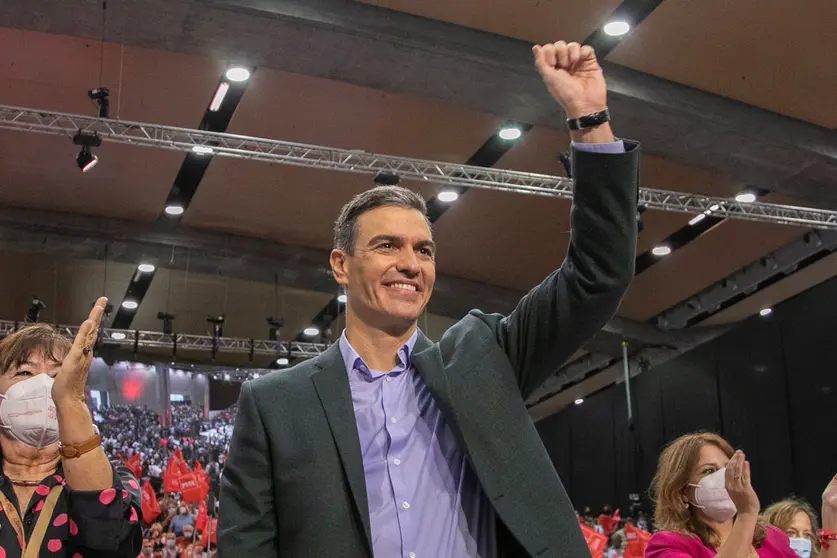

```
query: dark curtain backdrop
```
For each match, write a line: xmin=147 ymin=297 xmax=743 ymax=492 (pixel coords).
xmin=537 ymin=273 xmax=837 ymax=517
xmin=208 ymin=378 xmax=242 ymax=411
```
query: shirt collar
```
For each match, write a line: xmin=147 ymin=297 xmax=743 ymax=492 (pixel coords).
xmin=339 ymin=329 xmax=419 ymax=381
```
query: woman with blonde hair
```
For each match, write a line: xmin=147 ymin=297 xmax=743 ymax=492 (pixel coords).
xmin=762 ymin=499 xmax=819 ymax=557
xmin=644 ymin=432 xmax=837 ymax=558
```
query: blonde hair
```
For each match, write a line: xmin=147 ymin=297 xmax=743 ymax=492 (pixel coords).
xmin=762 ymin=498 xmax=819 ymax=546
xmin=650 ymin=432 xmax=768 ymax=549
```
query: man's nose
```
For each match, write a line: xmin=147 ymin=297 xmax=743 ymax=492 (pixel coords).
xmin=396 ymin=248 xmax=420 ymax=275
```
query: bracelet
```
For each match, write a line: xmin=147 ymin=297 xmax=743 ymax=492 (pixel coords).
xmin=566 ymin=108 xmax=610 ymax=131
xmin=817 ymin=529 xmax=837 ymax=549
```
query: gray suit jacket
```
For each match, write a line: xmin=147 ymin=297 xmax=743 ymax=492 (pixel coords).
xmin=219 ymin=144 xmax=640 ymax=557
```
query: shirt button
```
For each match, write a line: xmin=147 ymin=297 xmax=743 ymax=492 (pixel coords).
xmin=390 ymin=417 xmax=397 ymax=424
xmin=393 ymin=458 xmax=401 ymax=465
xmin=386 ymin=376 xmax=393 ymax=382
xmin=409 ymin=553 xmax=416 ymax=558
xmin=402 ymin=501 xmax=410 ymax=509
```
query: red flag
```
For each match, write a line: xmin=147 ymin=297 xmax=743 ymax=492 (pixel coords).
xmin=624 ymin=523 xmax=652 ymax=558
xmin=195 ymin=501 xmax=208 ymax=531
xmin=579 ymin=521 xmax=608 ymax=558
xmin=164 ymin=454 xmax=184 ymax=493
xmin=172 ymin=448 xmax=191 ymax=475
xmin=141 ymin=480 xmax=160 ymax=524
xmin=598 ymin=513 xmax=620 ymax=535
xmin=200 ymin=518 xmax=217 ymax=547
xmin=193 ymin=461 xmax=210 ymax=495
xmin=124 ymin=454 xmax=141 ymax=479
xmin=179 ymin=472 xmax=204 ymax=503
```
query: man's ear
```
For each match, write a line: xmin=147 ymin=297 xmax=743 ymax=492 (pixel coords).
xmin=330 ymin=249 xmax=350 ymax=287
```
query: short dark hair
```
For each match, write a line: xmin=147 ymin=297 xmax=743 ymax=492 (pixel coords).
xmin=333 ymin=186 xmax=429 ymax=254
xmin=0 ymin=324 xmax=71 ymax=375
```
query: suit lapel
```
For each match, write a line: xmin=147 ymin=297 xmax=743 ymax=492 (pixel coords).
xmin=310 ymin=344 xmax=372 ymax=552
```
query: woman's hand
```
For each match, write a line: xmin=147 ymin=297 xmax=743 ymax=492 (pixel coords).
xmin=725 ymin=450 xmax=760 ymax=516
xmin=824 ymin=472 xmax=837 ymax=514
xmin=52 ymin=297 xmax=106 ymax=406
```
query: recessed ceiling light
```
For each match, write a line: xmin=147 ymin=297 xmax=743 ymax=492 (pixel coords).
xmin=303 ymin=327 xmax=319 ymax=337
xmin=209 ymin=82 xmax=230 ymax=112
xmin=225 ymin=67 xmax=250 ymax=82
xmin=165 ymin=204 xmax=185 ymax=216
xmin=192 ymin=145 xmax=214 ymax=155
xmin=111 ymin=332 xmax=126 ymax=340
xmin=276 ymin=357 xmax=289 ymax=366
xmin=137 ymin=263 xmax=156 ymax=273
xmin=603 ymin=21 xmax=631 ymax=37
xmin=337 ymin=294 xmax=347 ymax=304
xmin=121 ymin=300 xmax=138 ymax=310
xmin=498 ymin=127 xmax=522 ymax=140
xmin=437 ymin=191 xmax=459 ymax=203
xmin=652 ymin=245 xmax=672 ymax=256
xmin=574 ymin=398 xmax=584 ymax=405
xmin=688 ymin=214 xmax=706 ymax=226
xmin=759 ymin=308 xmax=772 ymax=317
xmin=735 ymin=192 xmax=756 ymax=203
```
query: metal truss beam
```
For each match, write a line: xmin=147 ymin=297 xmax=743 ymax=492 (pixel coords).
xmin=657 ymin=228 xmax=837 ymax=329
xmin=3 ymin=105 xmax=837 ymax=230
xmin=0 ymin=320 xmax=330 ymax=358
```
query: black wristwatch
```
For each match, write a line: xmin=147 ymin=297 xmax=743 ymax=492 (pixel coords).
xmin=566 ymin=108 xmax=611 ymax=131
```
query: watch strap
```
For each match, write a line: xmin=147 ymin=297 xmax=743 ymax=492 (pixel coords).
xmin=59 ymin=429 xmax=102 ymax=459
xmin=567 ymin=108 xmax=610 ymax=131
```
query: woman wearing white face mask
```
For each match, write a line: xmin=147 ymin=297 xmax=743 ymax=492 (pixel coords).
xmin=645 ymin=433 xmax=796 ymax=558
xmin=0 ymin=298 xmax=142 ymax=557
xmin=762 ymin=499 xmax=819 ymax=558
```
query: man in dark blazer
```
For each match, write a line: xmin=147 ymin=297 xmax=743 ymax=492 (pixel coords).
xmin=219 ymin=40 xmax=639 ymax=558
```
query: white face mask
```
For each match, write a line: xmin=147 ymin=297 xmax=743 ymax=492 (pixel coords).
xmin=0 ymin=373 xmax=59 ymax=448
xmin=788 ymin=537 xmax=812 ymax=558
xmin=688 ymin=468 xmax=737 ymax=523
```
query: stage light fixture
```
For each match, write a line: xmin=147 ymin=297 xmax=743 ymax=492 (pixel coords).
xmin=165 ymin=204 xmax=185 ymax=216
xmin=267 ymin=316 xmax=285 ymax=341
xmin=225 ymin=67 xmax=250 ymax=82
xmin=652 ymin=245 xmax=671 ymax=256
xmin=207 ymin=315 xmax=225 ymax=338
xmin=498 ymin=127 xmax=522 ymax=140
xmin=759 ymin=308 xmax=773 ymax=317
xmin=303 ymin=327 xmax=319 ymax=337
xmin=209 ymin=82 xmax=230 ymax=111
xmin=192 ymin=146 xmax=214 ymax=155
xmin=26 ymin=297 xmax=46 ymax=323
xmin=223 ymin=373 xmax=231 ymax=381
xmin=87 ymin=87 xmax=110 ymax=118
xmin=253 ymin=373 xmax=260 ymax=379
xmin=112 ymin=332 xmax=126 ymax=340
xmin=276 ymin=357 xmax=289 ymax=366
xmin=735 ymin=192 xmax=756 ymax=203
xmin=688 ymin=214 xmax=706 ymax=226
xmin=72 ymin=132 xmax=102 ymax=173
xmin=603 ymin=21 xmax=630 ymax=36
xmin=157 ymin=312 xmax=175 ymax=335
xmin=122 ymin=300 xmax=139 ymax=310
xmin=138 ymin=263 xmax=156 ymax=273
xmin=437 ymin=191 xmax=459 ymax=203
xmin=574 ymin=398 xmax=584 ymax=405
xmin=373 ymin=171 xmax=400 ymax=186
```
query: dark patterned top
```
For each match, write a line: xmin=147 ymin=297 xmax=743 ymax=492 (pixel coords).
xmin=0 ymin=462 xmax=141 ymax=557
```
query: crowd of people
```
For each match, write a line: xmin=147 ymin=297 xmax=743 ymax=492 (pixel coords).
xmin=95 ymin=403 xmax=236 ymax=558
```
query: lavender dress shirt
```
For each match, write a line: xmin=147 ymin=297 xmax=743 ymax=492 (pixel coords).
xmin=341 ymin=141 xmax=625 ymax=558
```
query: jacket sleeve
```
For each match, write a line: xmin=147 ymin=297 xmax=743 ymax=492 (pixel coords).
xmin=67 ymin=462 xmax=143 ymax=556
xmin=218 ymin=381 xmax=278 ymax=557
xmin=478 ymin=143 xmax=639 ymax=399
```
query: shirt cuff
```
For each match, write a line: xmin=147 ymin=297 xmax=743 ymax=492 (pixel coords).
xmin=571 ymin=140 xmax=625 ymax=154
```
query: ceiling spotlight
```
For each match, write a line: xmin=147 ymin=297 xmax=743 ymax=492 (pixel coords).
xmin=574 ymin=398 xmax=584 ymax=405
xmin=688 ymin=214 xmax=706 ymax=226
xmin=111 ymin=332 xmax=126 ymax=340
xmin=337 ymin=294 xmax=348 ymax=304
xmin=276 ymin=357 xmax=289 ymax=366
xmin=225 ymin=67 xmax=251 ymax=82
xmin=603 ymin=21 xmax=631 ymax=36
xmin=209 ymin=82 xmax=230 ymax=112
xmin=121 ymin=300 xmax=139 ymax=310
xmin=223 ymin=372 xmax=231 ymax=381
xmin=652 ymin=245 xmax=672 ymax=256
xmin=137 ymin=263 xmax=156 ymax=273
xmin=192 ymin=145 xmax=214 ymax=155
xmin=437 ymin=191 xmax=459 ymax=203
xmin=759 ymin=308 xmax=773 ymax=317
xmin=498 ymin=127 xmax=522 ymax=140
xmin=735 ymin=192 xmax=756 ymax=203
xmin=303 ymin=327 xmax=320 ymax=337
xmin=165 ymin=204 xmax=185 ymax=216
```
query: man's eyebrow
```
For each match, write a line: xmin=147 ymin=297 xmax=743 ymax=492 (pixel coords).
xmin=367 ymin=234 xmax=400 ymax=245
